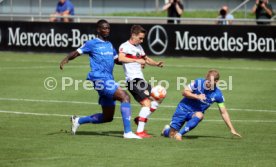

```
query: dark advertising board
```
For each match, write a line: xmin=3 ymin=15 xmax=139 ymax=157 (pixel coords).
xmin=0 ymin=21 xmax=275 ymax=59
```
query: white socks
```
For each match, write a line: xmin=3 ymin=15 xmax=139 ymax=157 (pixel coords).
xmin=137 ymin=107 xmax=151 ymax=132
xmin=136 ymin=101 xmax=160 ymax=133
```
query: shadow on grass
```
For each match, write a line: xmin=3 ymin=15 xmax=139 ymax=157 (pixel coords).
xmin=76 ymin=131 xmax=123 ymax=138
xmin=47 ymin=129 xmax=123 ymax=138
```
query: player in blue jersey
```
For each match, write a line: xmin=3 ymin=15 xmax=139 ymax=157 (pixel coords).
xmin=162 ymin=69 xmax=241 ymax=141
xmin=59 ymin=19 xmax=141 ymax=139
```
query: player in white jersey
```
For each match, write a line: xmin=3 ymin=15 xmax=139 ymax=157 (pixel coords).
xmin=118 ymin=25 xmax=164 ymax=138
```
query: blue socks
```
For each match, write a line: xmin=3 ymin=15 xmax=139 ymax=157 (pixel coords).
xmin=78 ymin=113 xmax=104 ymax=124
xmin=77 ymin=102 xmax=132 ymax=133
xmin=120 ymin=102 xmax=132 ymax=133
xmin=179 ymin=116 xmax=201 ymax=135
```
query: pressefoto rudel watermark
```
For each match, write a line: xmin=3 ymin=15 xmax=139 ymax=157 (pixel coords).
xmin=43 ymin=76 xmax=233 ymax=91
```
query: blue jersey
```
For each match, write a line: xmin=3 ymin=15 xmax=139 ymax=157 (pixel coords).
xmin=77 ymin=38 xmax=118 ymax=81
xmin=179 ymin=78 xmax=224 ymax=113
xmin=56 ymin=0 xmax=74 ymax=15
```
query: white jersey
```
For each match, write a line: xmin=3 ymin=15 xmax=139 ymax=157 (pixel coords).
xmin=119 ymin=41 xmax=146 ymax=81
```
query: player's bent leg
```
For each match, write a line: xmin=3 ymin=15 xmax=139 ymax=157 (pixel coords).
xmin=113 ymin=87 xmax=130 ymax=103
xmin=135 ymin=116 xmax=152 ymax=138
xmin=193 ymin=112 xmax=204 ymax=120
xmin=134 ymin=98 xmax=152 ymax=125
xmin=76 ymin=113 xmax=105 ymax=125
xmin=161 ymin=126 xmax=182 ymax=141
xmin=161 ymin=124 xmax=178 ymax=138
xmin=164 ymin=106 xmax=186 ymax=138
xmin=102 ymin=105 xmax=115 ymax=123
xmin=169 ymin=128 xmax=178 ymax=138
xmin=135 ymin=100 xmax=161 ymax=138
xmin=135 ymin=99 xmax=152 ymax=137
xmin=178 ymin=112 xmax=203 ymax=136
xmin=137 ymin=100 xmax=159 ymax=125
xmin=77 ymin=98 xmax=116 ymax=125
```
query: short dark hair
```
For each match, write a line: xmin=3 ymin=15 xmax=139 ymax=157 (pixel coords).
xmin=96 ymin=19 xmax=109 ymax=29
xmin=130 ymin=25 xmax=147 ymax=35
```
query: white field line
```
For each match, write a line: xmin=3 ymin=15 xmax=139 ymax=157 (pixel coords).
xmin=165 ymin=64 xmax=276 ymax=71
xmin=0 ymin=97 xmax=276 ymax=113
xmin=0 ymin=64 xmax=275 ymax=71
xmin=0 ymin=109 xmax=275 ymax=123
xmin=1 ymin=58 xmax=276 ymax=70
xmin=0 ymin=65 xmax=87 ymax=70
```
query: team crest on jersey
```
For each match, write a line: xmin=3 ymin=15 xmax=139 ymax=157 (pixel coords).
xmin=144 ymin=90 xmax=149 ymax=96
xmin=136 ymin=52 xmax=141 ymax=58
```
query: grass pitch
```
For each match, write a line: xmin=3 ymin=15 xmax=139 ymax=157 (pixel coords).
xmin=0 ymin=52 xmax=275 ymax=167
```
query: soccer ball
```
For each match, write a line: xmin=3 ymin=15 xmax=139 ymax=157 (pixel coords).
xmin=151 ymin=85 xmax=167 ymax=100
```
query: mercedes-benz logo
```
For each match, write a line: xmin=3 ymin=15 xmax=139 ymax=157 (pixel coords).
xmin=147 ymin=25 xmax=168 ymax=55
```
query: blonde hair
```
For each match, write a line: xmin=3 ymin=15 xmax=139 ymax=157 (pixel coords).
xmin=206 ymin=69 xmax=220 ymax=81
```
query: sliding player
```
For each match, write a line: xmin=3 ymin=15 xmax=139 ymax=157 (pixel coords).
xmin=162 ymin=69 xmax=241 ymax=141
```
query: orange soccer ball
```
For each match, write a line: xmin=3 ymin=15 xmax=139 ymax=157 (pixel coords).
xmin=151 ymin=85 xmax=167 ymax=100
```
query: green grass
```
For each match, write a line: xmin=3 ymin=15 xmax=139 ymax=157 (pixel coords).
xmin=103 ymin=11 xmax=255 ymax=19
xmin=0 ymin=52 xmax=276 ymax=167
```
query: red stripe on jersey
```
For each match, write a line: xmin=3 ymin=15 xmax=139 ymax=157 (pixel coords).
xmin=125 ymin=54 xmax=145 ymax=59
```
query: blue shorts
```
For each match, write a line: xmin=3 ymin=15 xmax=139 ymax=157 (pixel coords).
xmin=170 ymin=104 xmax=195 ymax=131
xmin=92 ymin=79 xmax=119 ymax=107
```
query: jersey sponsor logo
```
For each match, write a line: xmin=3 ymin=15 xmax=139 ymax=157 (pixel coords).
xmin=98 ymin=46 xmax=105 ymax=49
xmin=100 ymin=51 xmax=113 ymax=56
xmin=147 ymin=25 xmax=168 ymax=55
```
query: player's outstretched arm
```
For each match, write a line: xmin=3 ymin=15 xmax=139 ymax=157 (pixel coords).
xmin=60 ymin=51 xmax=81 ymax=70
xmin=218 ymin=105 xmax=242 ymax=137
xmin=118 ymin=52 xmax=145 ymax=65
xmin=144 ymin=56 xmax=164 ymax=67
